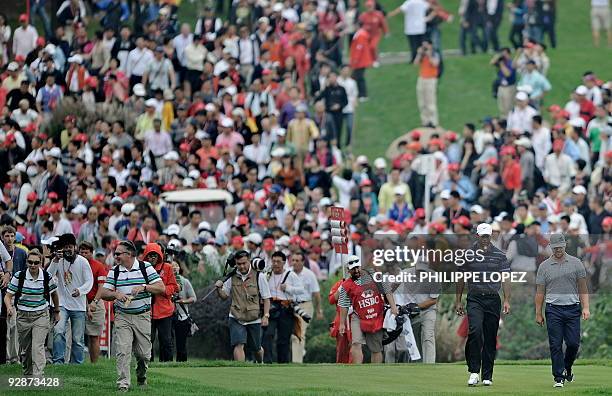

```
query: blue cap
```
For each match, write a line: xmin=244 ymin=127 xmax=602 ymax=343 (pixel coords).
xmin=15 ymin=232 xmax=24 ymax=243
xmin=270 ymin=184 xmax=283 ymax=194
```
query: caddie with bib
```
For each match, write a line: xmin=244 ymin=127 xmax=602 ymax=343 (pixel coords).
xmin=338 ymin=255 xmax=398 ymax=364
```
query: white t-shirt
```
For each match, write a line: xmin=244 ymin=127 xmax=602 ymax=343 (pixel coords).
xmin=400 ymin=0 xmax=428 ymax=35
xmin=292 ymin=267 xmax=320 ymax=302
xmin=592 ymin=0 xmax=609 ymax=7
xmin=47 ymin=255 xmax=93 ymax=312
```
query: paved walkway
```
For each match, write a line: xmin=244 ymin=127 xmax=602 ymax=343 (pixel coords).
xmin=378 ymin=49 xmax=462 ymax=65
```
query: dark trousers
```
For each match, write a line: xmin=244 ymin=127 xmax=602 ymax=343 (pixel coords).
xmin=352 ymin=68 xmax=367 ymax=98
xmin=407 ymin=34 xmax=425 ymax=62
xmin=263 ymin=307 xmax=293 ymax=363
xmin=509 ymin=24 xmax=524 ymax=49
xmin=174 ymin=318 xmax=190 ymax=362
xmin=151 ymin=316 xmax=174 ymax=362
xmin=466 ymin=293 xmax=501 ymax=380
xmin=0 ymin=289 xmax=6 ymax=364
xmin=330 ymin=111 xmax=344 ymax=147
xmin=545 ymin=303 xmax=581 ymax=382
xmin=486 ymin=21 xmax=501 ymax=52
xmin=541 ymin=21 xmax=556 ymax=48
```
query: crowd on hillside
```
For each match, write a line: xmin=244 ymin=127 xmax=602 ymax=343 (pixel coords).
xmin=0 ymin=0 xmax=610 ymax=380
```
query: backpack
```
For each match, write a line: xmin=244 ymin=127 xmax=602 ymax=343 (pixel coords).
xmin=14 ymin=270 xmax=51 ymax=308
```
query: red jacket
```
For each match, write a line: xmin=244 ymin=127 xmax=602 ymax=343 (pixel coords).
xmin=142 ymin=243 xmax=179 ymax=320
xmin=350 ymin=29 xmax=374 ymax=70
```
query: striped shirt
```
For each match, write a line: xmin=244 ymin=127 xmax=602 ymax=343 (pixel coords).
xmin=338 ymin=271 xmax=391 ymax=309
xmin=461 ymin=242 xmax=510 ymax=294
xmin=103 ymin=259 xmax=161 ymax=315
xmin=7 ymin=270 xmax=58 ymax=312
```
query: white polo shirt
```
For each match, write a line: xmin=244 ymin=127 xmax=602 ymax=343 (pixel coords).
xmin=292 ymin=267 xmax=320 ymax=303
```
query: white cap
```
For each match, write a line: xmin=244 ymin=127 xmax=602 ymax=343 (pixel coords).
xmin=572 ymin=185 xmax=587 ymax=195
xmin=220 ymin=116 xmax=234 ymax=128
xmin=258 ymin=16 xmax=269 ymax=25
xmin=515 ymin=137 xmax=532 ymax=148
xmin=111 ymin=196 xmax=124 ymax=205
xmin=163 ymin=151 xmax=179 ymax=161
xmin=246 ymin=233 xmax=263 ymax=245
xmin=569 ymin=117 xmax=586 ymax=129
xmin=41 ymin=236 xmax=59 ymax=246
xmin=231 ymin=107 xmax=245 ymax=118
xmin=198 ymin=221 xmax=211 ymax=231
xmin=276 ymin=235 xmax=290 ymax=247
xmin=121 ymin=203 xmax=136 ymax=215
xmin=133 ymin=83 xmax=146 ymax=97
xmin=168 ymin=239 xmax=183 ymax=250
xmin=188 ymin=169 xmax=201 ymax=179
xmin=43 ymin=44 xmax=56 ymax=55
xmin=182 ymin=178 xmax=194 ymax=187
xmin=26 ymin=165 xmax=38 ymax=177
xmin=71 ymin=204 xmax=88 ymax=215
xmin=476 ymin=223 xmax=493 ymax=236
xmin=373 ymin=157 xmax=387 ymax=169
xmin=271 ymin=147 xmax=286 ymax=157
xmin=275 ymin=128 xmax=286 ymax=137
xmin=491 ymin=222 xmax=501 ymax=232
xmin=346 ymin=255 xmax=361 ymax=270
xmin=273 ymin=3 xmax=284 ymax=12
xmin=319 ymin=197 xmax=332 ymax=207
xmin=575 ymin=85 xmax=588 ymax=96
xmin=470 ymin=204 xmax=484 ymax=214
xmin=15 ymin=162 xmax=27 ymax=173
xmin=440 ymin=189 xmax=451 ymax=200
xmin=165 ymin=224 xmax=180 ymax=236
xmin=393 ymin=185 xmax=405 ymax=195
xmin=205 ymin=103 xmax=216 ymax=112
xmin=7 ymin=62 xmax=19 ymax=71
xmin=45 ymin=147 xmax=62 ymax=158
xmin=356 ymin=155 xmax=368 ymax=164
xmin=195 ymin=130 xmax=209 ymax=140
xmin=145 ymin=98 xmax=157 ymax=107
xmin=368 ymin=217 xmax=378 ymax=226
xmin=68 ymin=54 xmax=83 ymax=64
xmin=515 ymin=91 xmax=529 ymax=101
xmin=433 ymin=151 xmax=446 ymax=161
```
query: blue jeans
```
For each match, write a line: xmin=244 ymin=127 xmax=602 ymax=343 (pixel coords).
xmin=53 ymin=308 xmax=86 ymax=364
xmin=545 ymin=303 xmax=581 ymax=382
xmin=31 ymin=1 xmax=52 ymax=38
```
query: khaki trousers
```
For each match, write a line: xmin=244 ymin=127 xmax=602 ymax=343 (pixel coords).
xmin=290 ymin=301 xmax=313 ymax=363
xmin=411 ymin=309 xmax=437 ymax=363
xmin=114 ymin=311 xmax=152 ymax=389
xmin=497 ymin=85 xmax=516 ymax=117
xmin=17 ymin=309 xmax=50 ymax=376
xmin=7 ymin=312 xmax=19 ymax=363
xmin=416 ymin=77 xmax=439 ymax=126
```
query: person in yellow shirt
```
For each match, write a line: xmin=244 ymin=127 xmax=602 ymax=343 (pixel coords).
xmin=286 ymin=104 xmax=319 ymax=162
xmin=378 ymin=167 xmax=412 ymax=213
xmin=134 ymin=99 xmax=158 ymax=140
xmin=162 ymin=89 xmax=175 ymax=132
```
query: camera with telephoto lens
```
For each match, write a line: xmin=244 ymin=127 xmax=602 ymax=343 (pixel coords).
xmin=291 ymin=302 xmax=312 ymax=323
xmin=398 ymin=303 xmax=421 ymax=319
xmin=226 ymin=252 xmax=265 ymax=272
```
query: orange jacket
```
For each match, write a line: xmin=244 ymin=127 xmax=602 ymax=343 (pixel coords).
xmin=142 ymin=243 xmax=179 ymax=319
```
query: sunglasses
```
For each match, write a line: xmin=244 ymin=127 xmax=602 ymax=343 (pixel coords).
xmin=113 ymin=251 xmax=129 ymax=257
xmin=27 ymin=259 xmax=41 ymax=265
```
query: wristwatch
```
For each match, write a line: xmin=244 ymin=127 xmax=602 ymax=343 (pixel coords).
xmin=93 ymin=299 xmax=99 ymax=304
xmin=263 ymin=313 xmax=270 ymax=319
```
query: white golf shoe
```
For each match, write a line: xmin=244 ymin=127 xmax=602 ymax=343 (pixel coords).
xmin=554 ymin=381 xmax=564 ymax=388
xmin=468 ymin=373 xmax=480 ymax=386
xmin=482 ymin=380 xmax=493 ymax=386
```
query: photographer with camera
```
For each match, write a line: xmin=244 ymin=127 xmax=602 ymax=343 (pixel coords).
xmin=490 ymin=47 xmax=517 ymax=116
xmin=413 ymin=39 xmax=440 ymax=128
xmin=142 ymin=243 xmax=179 ymax=362
xmin=215 ymin=250 xmax=271 ymax=362
xmin=338 ymin=255 xmax=398 ymax=364
xmin=289 ymin=252 xmax=323 ymax=363
xmin=263 ymin=251 xmax=304 ymax=364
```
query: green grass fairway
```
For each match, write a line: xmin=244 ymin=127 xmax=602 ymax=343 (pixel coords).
xmin=2 ymin=360 xmax=611 ymax=395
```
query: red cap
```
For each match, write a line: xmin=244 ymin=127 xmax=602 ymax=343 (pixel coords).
xmin=548 ymin=104 xmax=561 ymax=113
xmin=429 ymin=222 xmax=446 ymax=233
xmin=290 ymin=235 xmax=302 ymax=245
xmin=48 ymin=191 xmax=59 ymax=200
xmin=179 ymin=143 xmax=191 ymax=152
xmin=27 ymin=191 xmax=38 ymax=202
xmin=15 ymin=55 xmax=25 ymax=62
xmin=38 ymin=132 xmax=48 ymax=140
xmin=241 ymin=191 xmax=254 ymax=200
xmin=23 ymin=123 xmax=37 ymax=133
xmin=552 ymin=123 xmax=565 ymax=131
xmin=4 ymin=133 xmax=16 ymax=147
xmin=19 ymin=14 xmax=28 ymax=22
xmin=500 ymin=146 xmax=516 ymax=156
xmin=602 ymin=217 xmax=612 ymax=227
xmin=444 ymin=131 xmax=458 ymax=142
xmin=410 ymin=130 xmax=422 ymax=140
xmin=73 ymin=133 xmax=88 ymax=142
xmin=262 ymin=69 xmax=272 ymax=76
xmin=556 ymin=110 xmax=570 ymax=119
xmin=93 ymin=194 xmax=105 ymax=203
xmin=485 ymin=157 xmax=499 ymax=166
xmin=428 ymin=138 xmax=443 ymax=147
xmin=299 ymin=239 xmax=310 ymax=250
xmin=50 ymin=202 xmax=63 ymax=213
xmin=452 ymin=215 xmax=472 ymax=228
xmin=351 ymin=232 xmax=362 ymax=241
xmin=139 ymin=189 xmax=153 ymax=198
xmin=36 ymin=36 xmax=46 ymax=47
xmin=38 ymin=206 xmax=48 ymax=216
xmin=407 ymin=142 xmax=422 ymax=152
xmin=605 ymin=150 xmax=612 ymax=160
xmin=162 ymin=183 xmax=176 ymax=191
xmin=263 ymin=238 xmax=275 ymax=251
xmin=237 ymin=215 xmax=249 ymax=226
xmin=447 ymin=163 xmax=460 ymax=172
xmin=401 ymin=152 xmax=414 ymax=162
xmin=552 ymin=139 xmax=565 ymax=151
xmin=312 ymin=231 xmax=321 ymax=239
xmin=86 ymin=76 xmax=98 ymax=88
xmin=3 ymin=182 xmax=12 ymax=190
xmin=403 ymin=218 xmax=416 ymax=231
xmin=231 ymin=235 xmax=244 ymax=249
xmin=415 ymin=208 xmax=426 ymax=218
xmin=359 ymin=178 xmax=373 ymax=187
xmin=120 ymin=191 xmax=131 ymax=200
